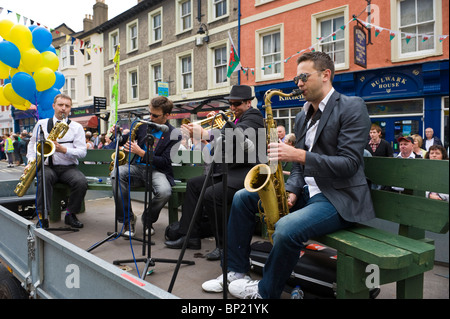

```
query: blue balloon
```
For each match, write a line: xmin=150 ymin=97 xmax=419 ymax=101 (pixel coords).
xmin=43 ymin=44 xmax=56 ymax=54
xmin=53 ymin=71 xmax=65 ymax=89
xmin=0 ymin=41 xmax=21 ymax=68
xmin=32 ymin=27 xmax=53 ymax=52
xmin=28 ymin=25 xmax=38 ymax=32
xmin=11 ymin=72 xmax=37 ymax=103
xmin=37 ymin=87 xmax=60 ymax=117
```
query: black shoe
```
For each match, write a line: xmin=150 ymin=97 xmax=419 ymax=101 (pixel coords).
xmin=205 ymin=247 xmax=222 ymax=261
xmin=165 ymin=236 xmax=201 ymax=250
xmin=37 ymin=219 xmax=49 ymax=229
xmin=65 ymin=213 xmax=84 ymax=228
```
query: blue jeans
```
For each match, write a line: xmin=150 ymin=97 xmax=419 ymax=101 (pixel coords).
xmin=112 ymin=164 xmax=172 ymax=224
xmin=227 ymin=188 xmax=353 ymax=299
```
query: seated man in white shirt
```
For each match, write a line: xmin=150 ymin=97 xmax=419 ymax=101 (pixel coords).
xmin=26 ymin=94 xmax=87 ymax=229
xmin=397 ymin=136 xmax=422 ymax=159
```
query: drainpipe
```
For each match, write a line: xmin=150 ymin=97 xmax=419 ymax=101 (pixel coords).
xmin=238 ymin=0 xmax=241 ymax=84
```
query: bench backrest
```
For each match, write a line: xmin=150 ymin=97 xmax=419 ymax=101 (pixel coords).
xmin=364 ymin=157 xmax=449 ymax=238
xmin=78 ymin=149 xmax=205 ymax=180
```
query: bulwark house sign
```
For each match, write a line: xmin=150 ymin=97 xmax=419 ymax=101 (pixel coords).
xmin=358 ymin=69 xmax=422 ymax=99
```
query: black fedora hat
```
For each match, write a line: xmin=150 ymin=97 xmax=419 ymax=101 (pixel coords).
xmin=224 ymin=85 xmax=254 ymax=100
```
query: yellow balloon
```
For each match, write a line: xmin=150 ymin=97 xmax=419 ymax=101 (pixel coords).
xmin=0 ymin=86 xmax=11 ymax=106
xmin=41 ymin=51 xmax=59 ymax=71
xmin=0 ymin=19 xmax=14 ymax=41
xmin=21 ymin=48 xmax=43 ymax=72
xmin=9 ymin=24 xmax=33 ymax=51
xmin=3 ymin=83 xmax=26 ymax=105
xmin=0 ymin=61 xmax=11 ymax=79
xmin=33 ymin=67 xmax=56 ymax=92
xmin=13 ymin=100 xmax=31 ymax=110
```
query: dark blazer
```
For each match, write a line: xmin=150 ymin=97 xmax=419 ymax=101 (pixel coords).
xmin=424 ymin=136 xmax=443 ymax=149
xmin=365 ymin=138 xmax=393 ymax=157
xmin=125 ymin=121 xmax=180 ymax=186
xmin=211 ymin=107 xmax=265 ymax=190
xmin=285 ymin=90 xmax=375 ymax=223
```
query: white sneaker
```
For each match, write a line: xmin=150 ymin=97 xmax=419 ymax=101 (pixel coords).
xmin=228 ymin=279 xmax=262 ymax=299
xmin=202 ymin=272 xmax=251 ymax=293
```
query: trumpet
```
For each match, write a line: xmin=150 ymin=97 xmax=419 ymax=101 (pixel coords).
xmin=181 ymin=110 xmax=235 ymax=130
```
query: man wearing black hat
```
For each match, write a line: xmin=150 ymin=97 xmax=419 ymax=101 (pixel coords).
xmin=165 ymin=85 xmax=264 ymax=260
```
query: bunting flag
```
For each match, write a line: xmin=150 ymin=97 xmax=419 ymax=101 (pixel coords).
xmin=0 ymin=6 xmax=104 ymax=53
xmin=109 ymin=44 xmax=120 ymax=128
xmin=227 ymin=31 xmax=241 ymax=78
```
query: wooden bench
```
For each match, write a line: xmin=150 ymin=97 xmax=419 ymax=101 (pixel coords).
xmin=316 ymin=157 xmax=449 ymax=299
xmin=50 ymin=149 xmax=204 ymax=225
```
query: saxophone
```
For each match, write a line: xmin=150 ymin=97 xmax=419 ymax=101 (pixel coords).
xmin=109 ymin=121 xmax=143 ymax=172
xmin=244 ymin=89 xmax=303 ymax=242
xmin=14 ymin=116 xmax=70 ymax=197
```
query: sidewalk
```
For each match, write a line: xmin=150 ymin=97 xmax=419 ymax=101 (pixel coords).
xmin=44 ymin=195 xmax=448 ymax=299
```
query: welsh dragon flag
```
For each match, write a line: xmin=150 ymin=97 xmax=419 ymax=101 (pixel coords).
xmin=227 ymin=31 xmax=241 ymax=78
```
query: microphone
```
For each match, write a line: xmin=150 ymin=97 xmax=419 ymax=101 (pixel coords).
xmin=139 ymin=119 xmax=169 ymax=133
xmin=219 ymin=111 xmax=255 ymax=153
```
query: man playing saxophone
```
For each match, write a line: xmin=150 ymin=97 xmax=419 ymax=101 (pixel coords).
xmin=110 ymin=96 xmax=179 ymax=237
xmin=25 ymin=94 xmax=87 ymax=228
xmin=203 ymin=52 xmax=375 ymax=298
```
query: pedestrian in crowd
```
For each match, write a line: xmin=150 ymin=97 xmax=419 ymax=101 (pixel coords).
xmin=412 ymin=134 xmax=427 ymax=158
xmin=0 ymin=136 xmax=5 ymax=160
xmin=85 ymin=132 xmax=94 ymax=149
xmin=18 ymin=130 xmax=30 ymax=165
xmin=3 ymin=132 xmax=15 ymax=167
xmin=13 ymin=134 xmax=21 ymax=165
xmin=277 ymin=125 xmax=286 ymax=143
xmin=365 ymin=123 xmax=393 ymax=157
xmin=397 ymin=136 xmax=421 ymax=159
xmin=424 ymin=127 xmax=443 ymax=151
xmin=424 ymin=145 xmax=448 ymax=202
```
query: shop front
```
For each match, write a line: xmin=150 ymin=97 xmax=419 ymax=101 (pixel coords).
xmin=254 ymin=60 xmax=449 ymax=153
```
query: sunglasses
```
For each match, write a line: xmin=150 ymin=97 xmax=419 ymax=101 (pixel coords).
xmin=293 ymin=70 xmax=323 ymax=85
xmin=149 ymin=112 xmax=164 ymax=118
xmin=229 ymin=101 xmax=245 ymax=107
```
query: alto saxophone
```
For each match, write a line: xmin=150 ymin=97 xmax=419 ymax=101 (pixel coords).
xmin=109 ymin=121 xmax=143 ymax=172
xmin=244 ymin=89 xmax=303 ymax=242
xmin=14 ymin=116 xmax=70 ymax=197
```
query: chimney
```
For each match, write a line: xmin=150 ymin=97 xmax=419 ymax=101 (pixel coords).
xmin=83 ymin=14 xmax=94 ymax=31
xmin=93 ymin=0 xmax=108 ymax=27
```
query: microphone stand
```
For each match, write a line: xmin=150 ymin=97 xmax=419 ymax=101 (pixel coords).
xmin=86 ymin=126 xmax=135 ymax=252
xmin=168 ymin=126 xmax=229 ymax=299
xmin=112 ymin=124 xmax=194 ymax=280
xmin=38 ymin=125 xmax=78 ymax=232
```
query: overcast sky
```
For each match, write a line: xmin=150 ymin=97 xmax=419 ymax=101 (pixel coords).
xmin=1 ymin=0 xmax=139 ymax=32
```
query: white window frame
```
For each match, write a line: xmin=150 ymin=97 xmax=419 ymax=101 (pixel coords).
xmin=63 ymin=77 xmax=76 ymax=101
xmin=208 ymin=0 xmax=229 ymax=23
xmin=255 ymin=0 xmax=275 ymax=6
xmin=109 ymin=29 xmax=120 ymax=61
xmin=176 ymin=50 xmax=194 ymax=94
xmin=255 ymin=24 xmax=284 ymax=82
xmin=390 ymin=0 xmax=443 ymax=62
xmin=127 ymin=19 xmax=139 ymax=53
xmin=61 ymin=44 xmax=76 ymax=69
xmin=207 ymin=40 xmax=229 ymax=88
xmin=176 ymin=0 xmax=193 ymax=34
xmin=149 ymin=7 xmax=163 ymax=45
xmin=311 ymin=5 xmax=349 ymax=71
xmin=85 ymin=73 xmax=92 ymax=99
xmin=127 ymin=68 xmax=139 ymax=101
xmin=149 ymin=60 xmax=163 ymax=97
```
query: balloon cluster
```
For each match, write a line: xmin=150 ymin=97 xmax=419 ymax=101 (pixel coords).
xmin=0 ymin=20 xmax=65 ymax=118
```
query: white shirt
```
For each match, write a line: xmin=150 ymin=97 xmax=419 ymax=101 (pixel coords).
xmin=27 ymin=116 xmax=87 ymax=166
xmin=303 ymin=88 xmax=335 ymax=198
